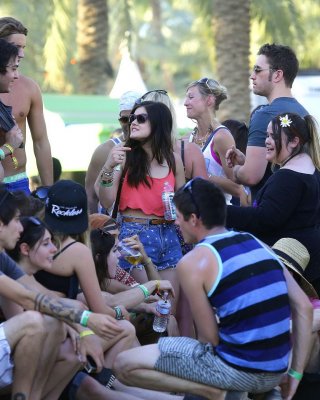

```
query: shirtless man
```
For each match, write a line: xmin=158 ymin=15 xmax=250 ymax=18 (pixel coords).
xmin=0 ymin=39 xmax=24 ymax=182
xmin=0 ymin=17 xmax=53 ymax=193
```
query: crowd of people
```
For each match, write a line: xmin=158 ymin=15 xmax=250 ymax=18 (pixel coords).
xmin=0 ymin=15 xmax=319 ymax=400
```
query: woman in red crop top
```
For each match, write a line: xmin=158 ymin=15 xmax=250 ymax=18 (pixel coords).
xmin=97 ymin=101 xmax=185 ymax=313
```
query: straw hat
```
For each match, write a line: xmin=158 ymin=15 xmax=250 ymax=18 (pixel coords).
xmin=272 ymin=238 xmax=318 ymax=299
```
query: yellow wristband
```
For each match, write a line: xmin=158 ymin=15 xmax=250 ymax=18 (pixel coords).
xmin=3 ymin=143 xmax=14 ymax=155
xmin=155 ymin=280 xmax=160 ymax=292
xmin=79 ymin=329 xmax=95 ymax=338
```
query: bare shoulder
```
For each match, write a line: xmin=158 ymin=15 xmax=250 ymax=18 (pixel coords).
xmin=185 ymin=141 xmax=203 ymax=155
xmin=214 ymin=127 xmax=235 ymax=143
xmin=17 ymin=75 xmax=41 ymax=95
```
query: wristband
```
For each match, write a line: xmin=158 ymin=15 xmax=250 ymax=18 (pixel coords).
xmin=80 ymin=310 xmax=92 ymax=327
xmin=114 ymin=306 xmax=123 ymax=320
xmin=0 ymin=149 xmax=4 ymax=161
xmin=3 ymin=143 xmax=14 ymax=155
xmin=138 ymin=284 xmax=150 ymax=299
xmin=79 ymin=329 xmax=95 ymax=338
xmin=142 ymin=257 xmax=152 ymax=266
xmin=100 ymin=180 xmax=113 ymax=187
xmin=155 ymin=280 xmax=160 ymax=292
xmin=288 ymin=368 xmax=303 ymax=381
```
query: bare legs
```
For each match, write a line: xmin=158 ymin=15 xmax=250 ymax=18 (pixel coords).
xmin=114 ymin=344 xmax=226 ymax=400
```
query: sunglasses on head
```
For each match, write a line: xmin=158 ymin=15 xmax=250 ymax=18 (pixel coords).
xmin=25 ymin=216 xmax=42 ymax=226
xmin=118 ymin=116 xmax=130 ymax=124
xmin=98 ymin=218 xmax=119 ymax=237
xmin=197 ymin=77 xmax=218 ymax=94
xmin=183 ymin=178 xmax=201 ymax=218
xmin=129 ymin=113 xmax=149 ymax=124
xmin=31 ymin=186 xmax=50 ymax=201
xmin=135 ymin=89 xmax=168 ymax=105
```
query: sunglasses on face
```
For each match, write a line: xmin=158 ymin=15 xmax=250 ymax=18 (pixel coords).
xmin=118 ymin=116 xmax=130 ymax=124
xmin=252 ymin=66 xmax=274 ymax=74
xmin=183 ymin=178 xmax=201 ymax=218
xmin=129 ymin=113 xmax=149 ymax=124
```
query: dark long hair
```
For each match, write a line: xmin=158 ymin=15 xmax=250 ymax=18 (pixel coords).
xmin=90 ymin=229 xmax=115 ymax=291
xmin=125 ymin=101 xmax=176 ymax=187
xmin=7 ymin=217 xmax=52 ymax=262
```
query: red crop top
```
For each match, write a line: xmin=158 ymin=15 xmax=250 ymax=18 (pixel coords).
xmin=119 ymin=170 xmax=175 ymax=216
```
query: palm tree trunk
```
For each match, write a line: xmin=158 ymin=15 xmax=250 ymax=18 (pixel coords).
xmin=212 ymin=0 xmax=251 ymax=122
xmin=77 ymin=0 xmax=110 ymax=94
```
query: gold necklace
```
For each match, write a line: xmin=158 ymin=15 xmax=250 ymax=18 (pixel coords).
xmin=192 ymin=126 xmax=213 ymax=148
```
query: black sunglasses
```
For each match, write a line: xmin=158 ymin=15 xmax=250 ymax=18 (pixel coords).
xmin=26 ymin=216 xmax=42 ymax=226
xmin=129 ymin=113 xmax=149 ymax=124
xmin=31 ymin=186 xmax=50 ymax=201
xmin=183 ymin=178 xmax=201 ymax=218
xmin=118 ymin=116 xmax=129 ymax=124
xmin=197 ymin=77 xmax=219 ymax=94
xmin=98 ymin=218 xmax=119 ymax=237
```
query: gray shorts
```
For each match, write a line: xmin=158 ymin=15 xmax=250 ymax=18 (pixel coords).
xmin=154 ymin=337 xmax=283 ymax=393
xmin=0 ymin=324 xmax=13 ymax=388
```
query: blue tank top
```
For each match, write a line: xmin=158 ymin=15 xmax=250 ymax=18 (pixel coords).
xmin=198 ymin=230 xmax=291 ymax=373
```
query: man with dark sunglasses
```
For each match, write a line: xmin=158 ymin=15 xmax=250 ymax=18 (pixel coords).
xmin=114 ymin=178 xmax=312 ymax=400
xmin=226 ymin=43 xmax=308 ymax=201
xmin=85 ymin=90 xmax=141 ymax=213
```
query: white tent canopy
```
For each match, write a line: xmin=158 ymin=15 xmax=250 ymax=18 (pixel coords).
xmin=109 ymin=49 xmax=147 ymax=98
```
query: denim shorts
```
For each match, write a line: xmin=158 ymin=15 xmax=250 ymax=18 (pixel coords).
xmin=119 ymin=219 xmax=182 ymax=272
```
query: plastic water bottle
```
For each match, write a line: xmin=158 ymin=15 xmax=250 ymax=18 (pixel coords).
xmin=153 ymin=291 xmax=171 ymax=333
xmin=162 ymin=182 xmax=176 ymax=220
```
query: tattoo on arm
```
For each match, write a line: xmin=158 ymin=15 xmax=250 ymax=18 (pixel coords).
xmin=34 ymin=293 xmax=83 ymax=324
xmin=13 ymin=393 xmax=26 ymax=400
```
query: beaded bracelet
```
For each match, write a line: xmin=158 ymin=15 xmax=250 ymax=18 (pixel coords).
xmin=80 ymin=310 xmax=92 ymax=327
xmin=288 ymin=368 xmax=303 ymax=381
xmin=138 ymin=284 xmax=150 ymax=299
xmin=79 ymin=329 xmax=95 ymax=338
xmin=114 ymin=306 xmax=123 ymax=320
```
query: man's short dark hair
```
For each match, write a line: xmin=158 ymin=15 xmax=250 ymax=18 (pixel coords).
xmin=0 ymin=185 xmax=20 ymax=225
xmin=0 ymin=38 xmax=18 ymax=74
xmin=0 ymin=17 xmax=28 ymax=38
xmin=174 ymin=178 xmax=226 ymax=229
xmin=258 ymin=43 xmax=298 ymax=88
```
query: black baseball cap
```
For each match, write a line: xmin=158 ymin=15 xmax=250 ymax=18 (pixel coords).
xmin=45 ymin=180 xmax=88 ymax=234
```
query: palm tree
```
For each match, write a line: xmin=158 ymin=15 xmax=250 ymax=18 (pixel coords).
xmin=77 ymin=0 xmax=112 ymax=94
xmin=211 ymin=0 xmax=251 ymax=122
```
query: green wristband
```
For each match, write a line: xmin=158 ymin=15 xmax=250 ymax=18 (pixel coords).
xmin=138 ymin=284 xmax=150 ymax=299
xmin=100 ymin=180 xmax=113 ymax=187
xmin=0 ymin=149 xmax=5 ymax=161
xmin=288 ymin=368 xmax=303 ymax=381
xmin=80 ymin=310 xmax=92 ymax=327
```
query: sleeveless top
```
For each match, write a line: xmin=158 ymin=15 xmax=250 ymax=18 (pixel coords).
xmin=190 ymin=126 xmax=232 ymax=204
xmin=119 ymin=170 xmax=175 ymax=216
xmin=198 ymin=230 xmax=291 ymax=373
xmin=34 ymin=241 xmax=79 ymax=299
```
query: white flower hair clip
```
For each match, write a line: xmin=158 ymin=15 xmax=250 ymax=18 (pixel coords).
xmin=279 ymin=115 xmax=292 ymax=128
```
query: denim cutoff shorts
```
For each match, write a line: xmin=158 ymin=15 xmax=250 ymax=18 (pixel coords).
xmin=119 ymin=219 xmax=182 ymax=271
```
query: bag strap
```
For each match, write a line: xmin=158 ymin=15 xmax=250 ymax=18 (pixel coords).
xmin=180 ymin=139 xmax=185 ymax=168
xmin=111 ymin=166 xmax=127 ymax=219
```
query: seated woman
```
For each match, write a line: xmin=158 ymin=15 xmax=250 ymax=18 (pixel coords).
xmin=226 ymin=113 xmax=320 ymax=295
xmin=89 ymin=224 xmax=179 ymax=341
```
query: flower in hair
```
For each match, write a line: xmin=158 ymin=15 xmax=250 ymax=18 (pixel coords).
xmin=279 ymin=115 xmax=292 ymax=128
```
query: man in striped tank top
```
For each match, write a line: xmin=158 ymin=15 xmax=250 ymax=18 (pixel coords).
xmin=114 ymin=178 xmax=313 ymax=400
